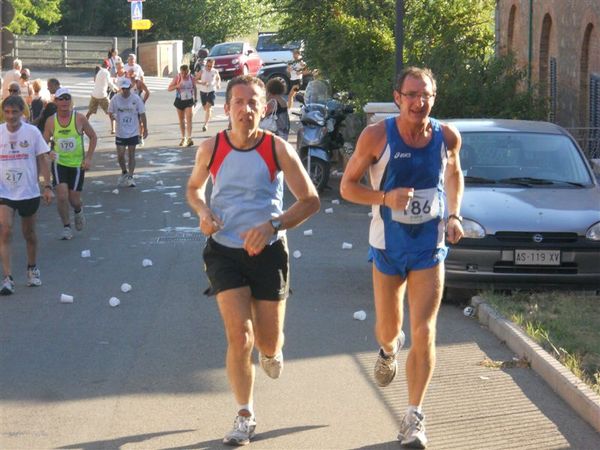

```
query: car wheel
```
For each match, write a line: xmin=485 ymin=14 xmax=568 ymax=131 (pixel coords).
xmin=242 ymin=65 xmax=249 ymax=76
xmin=269 ymin=74 xmax=290 ymax=93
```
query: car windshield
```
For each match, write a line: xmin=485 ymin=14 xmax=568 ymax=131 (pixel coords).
xmin=257 ymin=34 xmax=300 ymax=51
xmin=209 ymin=43 xmax=243 ymax=56
xmin=460 ymin=132 xmax=593 ymax=186
xmin=305 ymin=80 xmax=331 ymax=105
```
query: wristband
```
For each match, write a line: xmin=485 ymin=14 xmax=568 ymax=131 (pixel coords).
xmin=382 ymin=191 xmax=386 ymax=206
xmin=448 ymin=214 xmax=463 ymax=223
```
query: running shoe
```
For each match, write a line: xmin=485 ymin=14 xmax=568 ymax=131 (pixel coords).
xmin=259 ymin=351 xmax=284 ymax=379
xmin=127 ymin=175 xmax=136 ymax=187
xmin=118 ymin=173 xmax=128 ymax=186
xmin=186 ymin=138 xmax=194 ymax=147
xmin=27 ymin=267 xmax=42 ymax=287
xmin=139 ymin=137 xmax=144 ymax=147
xmin=374 ymin=330 xmax=405 ymax=387
xmin=0 ymin=276 xmax=15 ymax=295
xmin=74 ymin=210 xmax=86 ymax=231
xmin=61 ymin=226 xmax=73 ymax=240
xmin=179 ymin=138 xmax=186 ymax=146
xmin=202 ymin=124 xmax=208 ymax=132
xmin=223 ymin=414 xmax=256 ymax=446
xmin=398 ymin=411 xmax=428 ymax=448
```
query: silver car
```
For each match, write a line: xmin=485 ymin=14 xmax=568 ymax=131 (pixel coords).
xmin=445 ymin=119 xmax=600 ymax=291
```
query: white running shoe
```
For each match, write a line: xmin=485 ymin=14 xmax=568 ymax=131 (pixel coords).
xmin=27 ymin=267 xmax=42 ymax=287
xmin=223 ymin=414 xmax=256 ymax=446
xmin=74 ymin=210 xmax=86 ymax=231
xmin=0 ymin=276 xmax=15 ymax=295
xmin=139 ymin=137 xmax=144 ymax=147
xmin=398 ymin=411 xmax=428 ymax=448
xmin=127 ymin=175 xmax=136 ymax=187
xmin=259 ymin=351 xmax=284 ymax=379
xmin=118 ymin=173 xmax=128 ymax=186
xmin=61 ymin=226 xmax=73 ymax=240
xmin=374 ymin=330 xmax=406 ymax=387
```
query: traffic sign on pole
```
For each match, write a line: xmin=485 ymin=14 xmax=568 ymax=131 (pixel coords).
xmin=131 ymin=19 xmax=153 ymax=31
xmin=131 ymin=1 xmax=143 ymax=21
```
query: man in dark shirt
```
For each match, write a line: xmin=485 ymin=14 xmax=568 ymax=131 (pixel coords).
xmin=37 ymin=78 xmax=60 ymax=133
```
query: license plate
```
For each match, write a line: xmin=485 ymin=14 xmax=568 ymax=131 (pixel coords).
xmin=514 ymin=249 xmax=560 ymax=265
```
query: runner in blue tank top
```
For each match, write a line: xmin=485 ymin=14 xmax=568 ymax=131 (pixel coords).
xmin=186 ymin=75 xmax=320 ymax=446
xmin=341 ymin=67 xmax=464 ymax=449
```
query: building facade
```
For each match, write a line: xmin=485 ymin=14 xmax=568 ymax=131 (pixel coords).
xmin=496 ymin=0 xmax=599 ymax=134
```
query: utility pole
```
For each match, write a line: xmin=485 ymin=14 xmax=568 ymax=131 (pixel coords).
xmin=395 ymin=0 xmax=405 ymax=81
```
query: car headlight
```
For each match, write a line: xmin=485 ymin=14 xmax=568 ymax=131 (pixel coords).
xmin=232 ymin=58 xmax=239 ymax=65
xmin=586 ymin=221 xmax=600 ymax=241
xmin=461 ymin=218 xmax=486 ymax=239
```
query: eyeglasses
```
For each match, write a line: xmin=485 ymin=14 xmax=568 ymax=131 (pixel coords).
xmin=8 ymin=89 xmax=19 ymax=93
xmin=56 ymin=96 xmax=71 ymax=101
xmin=400 ymin=92 xmax=435 ymax=102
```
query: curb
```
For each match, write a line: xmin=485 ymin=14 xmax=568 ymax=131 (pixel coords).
xmin=471 ymin=295 xmax=600 ymax=434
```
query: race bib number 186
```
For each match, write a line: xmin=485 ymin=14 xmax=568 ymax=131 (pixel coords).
xmin=391 ymin=187 xmax=441 ymax=224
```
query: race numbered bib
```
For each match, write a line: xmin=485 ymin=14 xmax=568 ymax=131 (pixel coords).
xmin=120 ymin=116 xmax=133 ymax=126
xmin=391 ymin=187 xmax=441 ymax=224
xmin=57 ymin=137 xmax=77 ymax=153
xmin=4 ymin=169 xmax=23 ymax=186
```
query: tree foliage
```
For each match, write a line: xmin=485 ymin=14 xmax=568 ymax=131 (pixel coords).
xmin=6 ymin=0 xmax=62 ymax=35
xmin=271 ymin=0 xmax=546 ymax=119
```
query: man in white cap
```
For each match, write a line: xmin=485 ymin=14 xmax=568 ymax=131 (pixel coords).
xmin=43 ymin=87 xmax=97 ymax=240
xmin=108 ymin=77 xmax=148 ymax=187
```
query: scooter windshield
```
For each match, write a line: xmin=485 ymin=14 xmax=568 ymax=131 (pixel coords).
xmin=305 ymin=80 xmax=331 ymax=105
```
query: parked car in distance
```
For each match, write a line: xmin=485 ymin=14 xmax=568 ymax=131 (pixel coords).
xmin=208 ymin=42 xmax=262 ymax=79
xmin=445 ymin=119 xmax=600 ymax=294
xmin=256 ymin=32 xmax=301 ymax=66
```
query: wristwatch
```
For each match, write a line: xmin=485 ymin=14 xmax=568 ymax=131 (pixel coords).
xmin=448 ymin=214 xmax=463 ymax=223
xmin=269 ymin=218 xmax=282 ymax=234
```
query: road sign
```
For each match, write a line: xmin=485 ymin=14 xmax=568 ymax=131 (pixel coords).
xmin=131 ymin=1 xmax=143 ymax=21
xmin=1 ymin=1 xmax=16 ymax=27
xmin=1 ymin=29 xmax=14 ymax=56
xmin=131 ymin=19 xmax=153 ymax=31
xmin=127 ymin=0 xmax=145 ymax=2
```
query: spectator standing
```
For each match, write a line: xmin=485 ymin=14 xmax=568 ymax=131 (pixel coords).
xmin=287 ymin=50 xmax=306 ymax=109
xmin=29 ymin=79 xmax=46 ymax=127
xmin=125 ymin=54 xmax=144 ymax=81
xmin=43 ymin=88 xmax=98 ymax=240
xmin=264 ymin=79 xmax=290 ymax=141
xmin=195 ymin=58 xmax=221 ymax=133
xmin=2 ymin=59 xmax=23 ymax=99
xmin=108 ymin=77 xmax=148 ymax=187
xmin=0 ymin=95 xmax=54 ymax=295
xmin=105 ymin=48 xmax=120 ymax=76
xmin=169 ymin=64 xmax=197 ymax=146
xmin=86 ymin=61 xmax=117 ymax=133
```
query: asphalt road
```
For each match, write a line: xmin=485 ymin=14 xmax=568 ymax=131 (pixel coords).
xmin=1 ymin=71 xmax=599 ymax=449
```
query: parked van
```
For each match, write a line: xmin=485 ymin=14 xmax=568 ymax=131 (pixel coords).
xmin=256 ymin=32 xmax=302 ymax=66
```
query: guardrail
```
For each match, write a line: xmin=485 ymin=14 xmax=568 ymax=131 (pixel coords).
xmin=11 ymin=35 xmax=131 ymax=69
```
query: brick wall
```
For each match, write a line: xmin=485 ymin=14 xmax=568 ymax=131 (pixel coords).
xmin=496 ymin=0 xmax=600 ymax=128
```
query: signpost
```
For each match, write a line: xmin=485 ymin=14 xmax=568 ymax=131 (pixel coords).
xmin=129 ymin=0 xmax=149 ymax=58
xmin=132 ymin=19 xmax=152 ymax=31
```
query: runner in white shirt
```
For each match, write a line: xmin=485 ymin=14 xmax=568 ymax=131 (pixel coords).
xmin=86 ymin=61 xmax=117 ymax=133
xmin=108 ymin=78 xmax=148 ymax=187
xmin=195 ymin=58 xmax=221 ymax=132
xmin=125 ymin=54 xmax=144 ymax=81
xmin=0 ymin=95 xmax=54 ymax=295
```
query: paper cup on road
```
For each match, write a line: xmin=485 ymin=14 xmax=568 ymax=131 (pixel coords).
xmin=156 ymin=180 xmax=164 ymax=186
xmin=331 ymin=199 xmax=340 ymax=205
xmin=109 ymin=297 xmax=121 ymax=307
xmin=342 ymin=242 xmax=353 ymax=250
xmin=120 ymin=283 xmax=132 ymax=293
xmin=293 ymin=250 xmax=302 ymax=259
xmin=142 ymin=258 xmax=153 ymax=267
xmin=325 ymin=208 xmax=333 ymax=214
xmin=182 ymin=212 xmax=192 ymax=218
xmin=463 ymin=306 xmax=475 ymax=317
xmin=81 ymin=249 xmax=91 ymax=258
xmin=303 ymin=229 xmax=313 ymax=236
xmin=60 ymin=293 xmax=74 ymax=304
xmin=353 ymin=310 xmax=367 ymax=321
xmin=112 ymin=189 xmax=119 ymax=195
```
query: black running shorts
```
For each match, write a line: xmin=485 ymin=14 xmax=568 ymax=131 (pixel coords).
xmin=0 ymin=197 xmax=41 ymax=217
xmin=52 ymin=162 xmax=85 ymax=192
xmin=203 ymin=236 xmax=289 ymax=301
xmin=200 ymin=91 xmax=216 ymax=106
